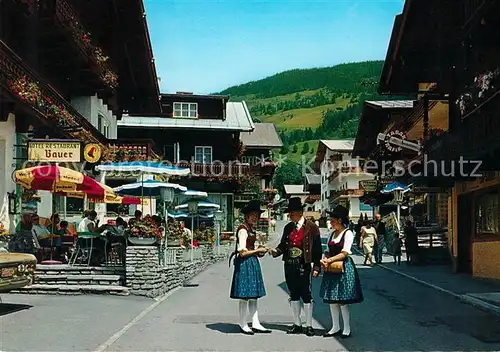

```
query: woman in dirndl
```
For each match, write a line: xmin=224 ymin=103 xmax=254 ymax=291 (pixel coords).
xmin=320 ymin=205 xmax=363 ymax=339
xmin=230 ymin=200 xmax=270 ymax=335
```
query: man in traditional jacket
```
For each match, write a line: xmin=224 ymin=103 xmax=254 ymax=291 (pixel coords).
xmin=270 ymin=197 xmax=323 ymax=336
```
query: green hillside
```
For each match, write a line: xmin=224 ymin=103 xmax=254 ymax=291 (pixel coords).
xmin=219 ymin=61 xmax=390 ymax=159
xmin=218 ymin=61 xmax=403 ymax=193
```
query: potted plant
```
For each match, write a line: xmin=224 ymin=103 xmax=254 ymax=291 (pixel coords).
xmin=125 ymin=217 xmax=162 ymax=245
xmin=166 ymin=221 xmax=184 ymax=247
xmin=194 ymin=227 xmax=216 ymax=246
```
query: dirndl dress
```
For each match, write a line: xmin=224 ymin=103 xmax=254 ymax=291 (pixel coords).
xmin=320 ymin=229 xmax=363 ymax=304
xmin=230 ymin=225 xmax=266 ymax=299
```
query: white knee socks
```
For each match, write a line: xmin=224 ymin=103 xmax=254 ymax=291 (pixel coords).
xmin=290 ymin=300 xmax=302 ymax=326
xmin=248 ymin=299 xmax=266 ymax=331
xmin=239 ymin=300 xmax=252 ymax=333
xmin=328 ymin=304 xmax=340 ymax=334
xmin=303 ymin=303 xmax=313 ymax=328
xmin=340 ymin=304 xmax=350 ymax=335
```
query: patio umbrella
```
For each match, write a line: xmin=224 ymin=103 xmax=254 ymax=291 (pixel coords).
xmin=14 ymin=165 xmax=116 ymax=199
xmin=182 ymin=190 xmax=208 ymax=197
xmin=114 ymin=179 xmax=188 ymax=248
xmin=95 ymin=161 xmax=190 ymax=219
xmin=95 ymin=161 xmax=190 ymax=176
xmin=175 ymin=200 xmax=220 ymax=211
xmin=113 ymin=179 xmax=187 ymax=197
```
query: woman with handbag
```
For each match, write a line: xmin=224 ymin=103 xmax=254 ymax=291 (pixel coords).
xmin=229 ymin=200 xmax=270 ymax=335
xmin=320 ymin=205 xmax=363 ymax=339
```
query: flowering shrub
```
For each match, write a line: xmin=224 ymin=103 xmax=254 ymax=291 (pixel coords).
xmin=456 ymin=68 xmax=500 ymax=117
xmin=125 ymin=217 xmax=163 ymax=239
xmin=194 ymin=227 xmax=216 ymax=243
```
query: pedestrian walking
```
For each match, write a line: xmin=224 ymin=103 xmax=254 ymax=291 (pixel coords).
xmin=359 ymin=221 xmax=378 ymax=266
xmin=270 ymin=197 xmax=322 ymax=336
xmin=229 ymin=200 xmax=270 ymax=335
xmin=393 ymin=235 xmax=402 ymax=265
xmin=320 ymin=205 xmax=363 ymax=339
xmin=404 ymin=220 xmax=419 ymax=265
xmin=373 ymin=213 xmax=387 ymax=263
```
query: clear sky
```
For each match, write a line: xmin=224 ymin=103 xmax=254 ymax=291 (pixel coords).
xmin=144 ymin=0 xmax=405 ymax=94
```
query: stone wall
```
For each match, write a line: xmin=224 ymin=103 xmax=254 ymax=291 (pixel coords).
xmin=125 ymin=245 xmax=231 ymax=298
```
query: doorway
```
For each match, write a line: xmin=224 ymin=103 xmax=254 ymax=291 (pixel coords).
xmin=457 ymin=194 xmax=473 ymax=273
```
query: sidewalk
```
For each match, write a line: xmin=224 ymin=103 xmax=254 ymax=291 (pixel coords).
xmin=377 ymin=256 xmax=500 ymax=316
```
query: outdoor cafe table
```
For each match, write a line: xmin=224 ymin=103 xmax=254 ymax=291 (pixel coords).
xmin=70 ymin=232 xmax=104 ymax=266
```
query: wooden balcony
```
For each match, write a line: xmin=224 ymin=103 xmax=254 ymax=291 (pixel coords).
xmin=104 ymin=139 xmax=160 ymax=162
xmin=461 ymin=0 xmax=489 ymax=30
xmin=0 ymin=39 xmax=107 ymax=145
xmin=234 ymin=193 xmax=255 ymax=203
xmin=38 ymin=0 xmax=118 ymax=91
xmin=329 ymin=189 xmax=364 ymax=201
xmin=328 ymin=166 xmax=364 ymax=181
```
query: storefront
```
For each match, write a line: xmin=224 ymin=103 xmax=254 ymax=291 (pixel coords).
xmin=451 ymin=172 xmax=500 ymax=280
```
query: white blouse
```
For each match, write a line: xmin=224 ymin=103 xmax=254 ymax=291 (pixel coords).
xmin=237 ymin=228 xmax=249 ymax=251
xmin=329 ymin=229 xmax=355 ymax=255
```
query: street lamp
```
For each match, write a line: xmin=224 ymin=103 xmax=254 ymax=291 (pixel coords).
xmin=214 ymin=210 xmax=223 ymax=255
xmin=187 ymin=200 xmax=199 ymax=261
xmin=393 ymin=189 xmax=404 ymax=233
xmin=160 ymin=188 xmax=175 ymax=257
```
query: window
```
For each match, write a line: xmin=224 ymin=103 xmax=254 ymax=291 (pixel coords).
xmin=476 ymin=192 xmax=499 ymax=235
xmin=103 ymin=120 xmax=110 ymax=138
xmin=195 ymin=146 xmax=212 ymax=164
xmin=98 ymin=114 xmax=110 ymax=137
xmin=173 ymin=102 xmax=198 ymax=118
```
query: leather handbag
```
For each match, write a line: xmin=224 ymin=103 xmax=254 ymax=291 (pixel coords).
xmin=325 ymin=260 xmax=344 ymax=273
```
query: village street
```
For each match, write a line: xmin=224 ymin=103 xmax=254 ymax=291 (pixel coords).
xmin=1 ymin=222 xmax=500 ymax=351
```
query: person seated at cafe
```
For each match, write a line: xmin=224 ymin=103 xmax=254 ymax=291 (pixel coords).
xmin=58 ymin=221 xmax=70 ymax=235
xmin=31 ymin=214 xmax=50 ymax=239
xmin=47 ymin=213 xmax=60 ymax=233
xmin=77 ymin=210 xmax=106 ymax=233
xmin=129 ymin=210 xmax=142 ymax=226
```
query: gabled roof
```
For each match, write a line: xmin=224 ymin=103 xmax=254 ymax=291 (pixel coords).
xmin=240 ymin=123 xmax=283 ymax=149
xmin=305 ymin=173 xmax=321 ymax=185
xmin=284 ymin=185 xmax=308 ymax=195
xmin=118 ymin=102 xmax=254 ymax=132
xmin=319 ymin=139 xmax=355 ymax=152
xmin=365 ymin=100 xmax=414 ymax=109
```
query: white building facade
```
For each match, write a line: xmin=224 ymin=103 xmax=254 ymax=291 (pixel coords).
xmin=317 ymin=140 xmax=375 ymax=222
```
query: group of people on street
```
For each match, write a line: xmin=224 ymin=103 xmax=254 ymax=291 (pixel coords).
xmin=229 ymin=197 xmax=363 ymax=338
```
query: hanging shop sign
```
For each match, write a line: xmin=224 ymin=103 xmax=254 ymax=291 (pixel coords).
xmin=27 ymin=140 xmax=82 ymax=162
xmin=84 ymin=144 xmax=102 ymax=163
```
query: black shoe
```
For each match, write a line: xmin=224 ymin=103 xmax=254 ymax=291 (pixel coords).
xmin=239 ymin=327 xmax=254 ymax=335
xmin=252 ymin=327 xmax=271 ymax=334
xmin=323 ymin=330 xmax=341 ymax=337
xmin=286 ymin=324 xmax=303 ymax=334
xmin=304 ymin=326 xmax=315 ymax=336
xmin=340 ymin=333 xmax=351 ymax=339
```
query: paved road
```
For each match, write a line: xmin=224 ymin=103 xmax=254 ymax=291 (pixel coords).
xmin=1 ymin=222 xmax=500 ymax=351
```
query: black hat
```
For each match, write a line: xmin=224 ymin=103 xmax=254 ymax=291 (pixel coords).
xmin=327 ymin=205 xmax=349 ymax=220
xmin=241 ymin=199 xmax=265 ymax=215
xmin=284 ymin=197 xmax=306 ymax=213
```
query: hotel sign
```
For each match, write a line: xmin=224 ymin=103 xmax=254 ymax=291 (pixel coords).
xmin=28 ymin=140 xmax=82 ymax=162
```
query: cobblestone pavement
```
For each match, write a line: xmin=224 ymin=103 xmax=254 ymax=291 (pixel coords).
xmin=1 ymin=222 xmax=500 ymax=351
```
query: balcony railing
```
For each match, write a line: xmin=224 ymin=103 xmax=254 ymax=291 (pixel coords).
xmin=329 ymin=189 xmax=364 ymax=200
xmin=462 ymin=0 xmax=488 ymax=29
xmin=39 ymin=0 xmax=118 ymax=90
xmin=104 ymin=139 xmax=160 ymax=162
xmin=328 ymin=166 xmax=364 ymax=181
xmin=0 ymin=39 xmax=107 ymax=145
xmin=234 ymin=193 xmax=255 ymax=203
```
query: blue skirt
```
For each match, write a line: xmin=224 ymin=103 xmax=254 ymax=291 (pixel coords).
xmin=320 ymin=257 xmax=363 ymax=304
xmin=230 ymin=255 xmax=266 ymax=299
